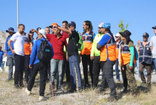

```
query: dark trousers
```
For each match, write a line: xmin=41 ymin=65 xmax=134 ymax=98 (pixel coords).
xmin=14 ymin=54 xmax=24 ymax=86
xmin=92 ymin=56 xmax=103 ymax=87
xmin=139 ymin=62 xmax=151 ymax=85
xmin=101 ymin=61 xmax=116 ymax=97
xmin=24 ymin=55 xmax=30 ymax=83
xmin=27 ymin=62 xmax=47 ymax=96
xmin=121 ymin=64 xmax=137 ymax=91
xmin=82 ymin=54 xmax=93 ymax=86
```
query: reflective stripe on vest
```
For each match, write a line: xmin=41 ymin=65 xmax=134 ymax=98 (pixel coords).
xmin=100 ymin=32 xmax=116 ymax=61
xmin=139 ymin=42 xmax=152 ymax=64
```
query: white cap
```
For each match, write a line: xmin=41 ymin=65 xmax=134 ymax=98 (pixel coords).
xmin=98 ymin=23 xmax=104 ymax=28
xmin=39 ymin=29 xmax=47 ymax=39
xmin=115 ymin=33 xmax=121 ymax=37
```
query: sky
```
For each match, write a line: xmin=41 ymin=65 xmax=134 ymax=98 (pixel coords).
xmin=0 ymin=0 xmax=156 ymax=45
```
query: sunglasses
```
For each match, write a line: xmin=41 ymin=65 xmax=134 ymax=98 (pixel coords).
xmin=38 ymin=33 xmax=42 ymax=35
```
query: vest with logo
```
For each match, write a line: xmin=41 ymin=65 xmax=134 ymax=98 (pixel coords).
xmin=139 ymin=42 xmax=152 ymax=64
xmin=81 ymin=31 xmax=94 ymax=55
xmin=100 ymin=32 xmax=116 ymax=61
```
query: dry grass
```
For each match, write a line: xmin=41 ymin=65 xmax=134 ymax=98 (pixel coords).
xmin=0 ymin=72 xmax=156 ymax=105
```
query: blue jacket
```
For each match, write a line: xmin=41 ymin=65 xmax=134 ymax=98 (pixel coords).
xmin=5 ymin=35 xmax=14 ymax=55
xmin=0 ymin=51 xmax=5 ymax=63
xmin=29 ymin=38 xmax=54 ymax=65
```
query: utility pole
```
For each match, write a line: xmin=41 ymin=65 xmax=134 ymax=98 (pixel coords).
xmin=17 ymin=0 xmax=19 ymax=27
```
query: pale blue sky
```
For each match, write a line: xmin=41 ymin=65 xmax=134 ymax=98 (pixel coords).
xmin=0 ymin=0 xmax=156 ymax=45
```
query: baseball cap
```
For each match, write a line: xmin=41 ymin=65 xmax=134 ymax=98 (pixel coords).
xmin=6 ymin=27 xmax=15 ymax=33
xmin=39 ymin=29 xmax=46 ymax=39
xmin=101 ymin=23 xmax=111 ymax=29
xmin=152 ymin=26 xmax=156 ymax=29
xmin=143 ymin=32 xmax=149 ymax=37
xmin=98 ymin=23 xmax=104 ymax=28
xmin=68 ymin=21 xmax=76 ymax=28
xmin=115 ymin=33 xmax=121 ymax=37
xmin=49 ymin=23 xmax=58 ymax=28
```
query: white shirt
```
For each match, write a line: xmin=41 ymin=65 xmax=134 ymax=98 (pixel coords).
xmin=11 ymin=32 xmax=24 ymax=56
xmin=150 ymin=35 xmax=156 ymax=58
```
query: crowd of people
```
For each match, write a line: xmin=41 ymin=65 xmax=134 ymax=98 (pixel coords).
xmin=0 ymin=20 xmax=156 ymax=102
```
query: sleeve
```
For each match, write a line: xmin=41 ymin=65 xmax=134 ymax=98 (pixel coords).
xmin=46 ymin=34 xmax=51 ymax=41
xmin=91 ymin=38 xmax=96 ymax=56
xmin=5 ymin=37 xmax=8 ymax=52
xmin=150 ymin=38 xmax=153 ymax=46
xmin=29 ymin=41 xmax=37 ymax=65
xmin=97 ymin=35 xmax=111 ymax=50
xmin=129 ymin=46 xmax=134 ymax=67
xmin=72 ymin=31 xmax=79 ymax=43
xmin=49 ymin=42 xmax=54 ymax=59
xmin=10 ymin=34 xmax=17 ymax=42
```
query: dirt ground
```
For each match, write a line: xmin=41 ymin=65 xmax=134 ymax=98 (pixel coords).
xmin=1 ymin=71 xmax=156 ymax=105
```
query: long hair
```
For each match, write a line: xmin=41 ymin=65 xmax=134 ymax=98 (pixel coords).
xmin=126 ymin=36 xmax=133 ymax=45
xmin=84 ymin=20 xmax=93 ymax=31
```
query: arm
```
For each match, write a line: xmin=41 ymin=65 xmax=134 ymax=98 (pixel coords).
xmin=129 ymin=46 xmax=134 ymax=67
xmin=58 ymin=27 xmax=72 ymax=35
xmin=97 ymin=35 xmax=111 ymax=50
xmin=90 ymin=38 xmax=96 ymax=60
xmin=5 ymin=37 xmax=8 ymax=53
xmin=150 ymin=38 xmax=153 ymax=51
xmin=7 ymin=39 xmax=15 ymax=54
xmin=29 ymin=41 xmax=37 ymax=66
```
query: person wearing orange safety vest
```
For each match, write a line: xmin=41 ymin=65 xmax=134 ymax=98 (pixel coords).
xmin=97 ymin=23 xmax=117 ymax=102
xmin=119 ymin=30 xmax=138 ymax=97
xmin=81 ymin=20 xmax=96 ymax=88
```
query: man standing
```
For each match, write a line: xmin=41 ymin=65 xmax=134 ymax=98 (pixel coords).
xmin=138 ymin=33 xmax=152 ymax=87
xmin=46 ymin=23 xmax=67 ymax=91
xmin=115 ymin=33 xmax=121 ymax=81
xmin=97 ymin=23 xmax=117 ymax=101
xmin=25 ymin=29 xmax=54 ymax=101
xmin=150 ymin=26 xmax=156 ymax=73
xmin=90 ymin=23 xmax=104 ymax=88
xmin=81 ymin=20 xmax=96 ymax=88
xmin=8 ymin=24 xmax=25 ymax=88
xmin=5 ymin=27 xmax=15 ymax=81
xmin=58 ymin=21 xmax=82 ymax=92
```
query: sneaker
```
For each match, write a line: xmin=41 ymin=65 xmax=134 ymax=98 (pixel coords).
xmin=107 ymin=96 xmax=117 ymax=102
xmin=14 ymin=84 xmax=21 ymax=89
xmin=25 ymin=88 xmax=31 ymax=95
xmin=38 ymin=96 xmax=47 ymax=101
xmin=121 ymin=88 xmax=128 ymax=94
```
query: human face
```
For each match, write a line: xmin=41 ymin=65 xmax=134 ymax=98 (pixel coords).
xmin=9 ymin=32 xmax=14 ymax=35
xmin=53 ymin=27 xmax=60 ymax=35
xmin=154 ymin=29 xmax=156 ymax=34
xmin=18 ymin=25 xmax=25 ymax=35
xmin=121 ymin=36 xmax=126 ymax=44
xmin=98 ymin=27 xmax=102 ymax=34
xmin=37 ymin=33 xmax=43 ymax=39
xmin=62 ymin=23 xmax=68 ymax=29
xmin=100 ymin=28 xmax=106 ymax=34
xmin=45 ymin=27 xmax=50 ymax=34
xmin=115 ymin=36 xmax=120 ymax=41
xmin=83 ymin=22 xmax=87 ymax=31
xmin=143 ymin=37 xmax=148 ymax=42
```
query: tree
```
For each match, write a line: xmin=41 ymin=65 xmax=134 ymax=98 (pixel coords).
xmin=118 ymin=20 xmax=129 ymax=32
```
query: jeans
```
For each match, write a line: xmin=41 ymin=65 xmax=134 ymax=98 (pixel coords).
xmin=24 ymin=55 xmax=30 ymax=83
xmin=14 ymin=54 xmax=24 ymax=86
xmin=27 ymin=62 xmax=47 ymax=96
xmin=101 ymin=61 xmax=116 ymax=97
xmin=115 ymin=59 xmax=120 ymax=80
xmin=69 ymin=55 xmax=82 ymax=90
xmin=50 ymin=59 xmax=63 ymax=89
xmin=153 ymin=58 xmax=156 ymax=72
xmin=0 ymin=61 xmax=4 ymax=70
xmin=7 ymin=54 xmax=14 ymax=79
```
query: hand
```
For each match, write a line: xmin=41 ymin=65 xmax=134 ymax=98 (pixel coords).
xmin=31 ymin=29 xmax=36 ymax=33
xmin=90 ymin=56 xmax=94 ymax=60
xmin=12 ymin=50 xmax=15 ymax=54
xmin=4 ymin=53 xmax=7 ymax=56
xmin=129 ymin=66 xmax=133 ymax=70
xmin=29 ymin=65 xmax=32 ymax=69
xmin=66 ymin=55 xmax=69 ymax=61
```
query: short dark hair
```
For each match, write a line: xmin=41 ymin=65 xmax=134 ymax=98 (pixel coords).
xmin=29 ymin=30 xmax=33 ymax=33
xmin=62 ymin=20 xmax=68 ymax=24
xmin=18 ymin=24 xmax=25 ymax=28
xmin=84 ymin=20 xmax=93 ymax=31
xmin=46 ymin=26 xmax=49 ymax=29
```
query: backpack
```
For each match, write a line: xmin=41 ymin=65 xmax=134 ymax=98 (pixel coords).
xmin=76 ymin=33 xmax=84 ymax=51
xmin=38 ymin=39 xmax=52 ymax=63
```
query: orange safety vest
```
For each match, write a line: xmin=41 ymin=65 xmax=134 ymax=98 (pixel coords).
xmin=100 ymin=33 xmax=116 ymax=61
xmin=81 ymin=31 xmax=94 ymax=55
xmin=116 ymin=41 xmax=121 ymax=59
xmin=120 ymin=44 xmax=136 ymax=66
xmin=24 ymin=43 xmax=31 ymax=55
